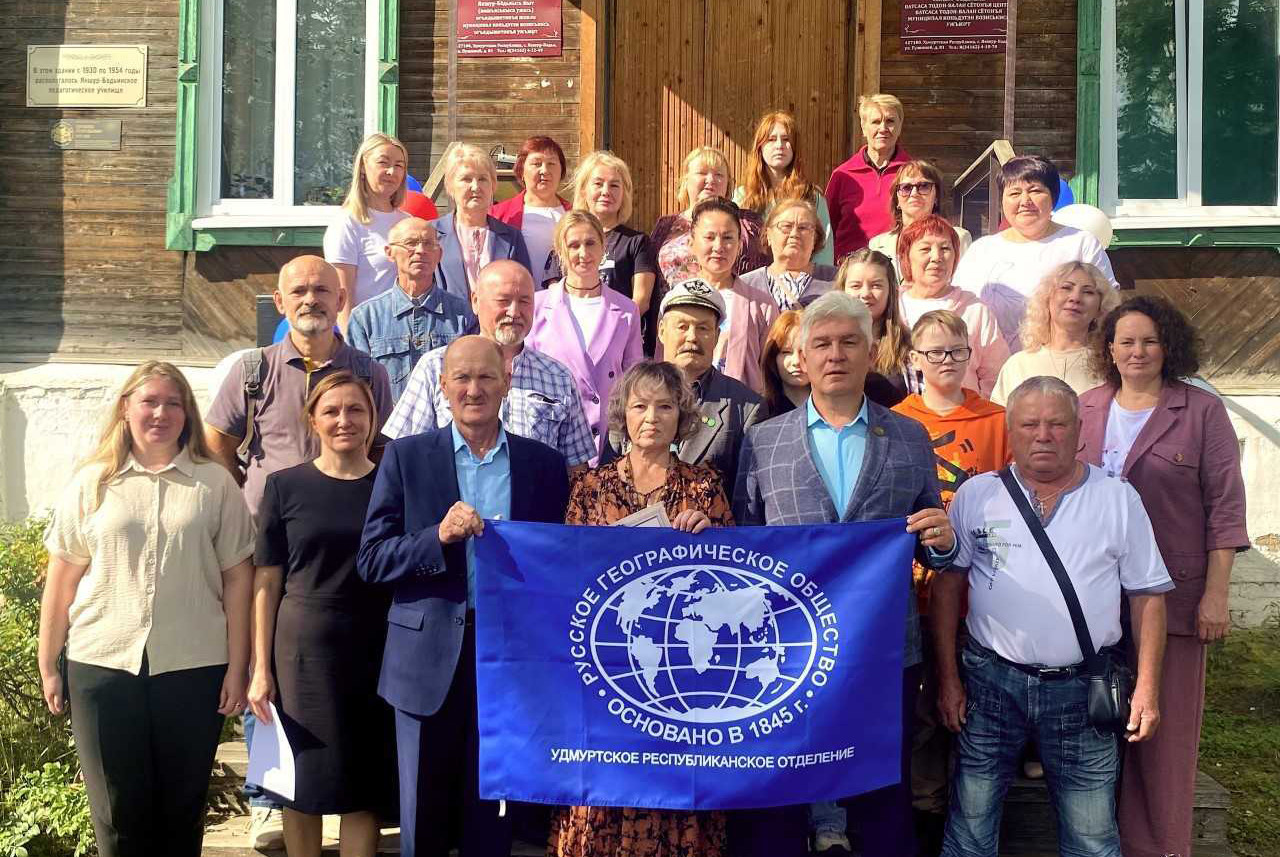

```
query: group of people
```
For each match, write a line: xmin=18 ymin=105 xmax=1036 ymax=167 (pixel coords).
xmin=33 ymin=90 xmax=1247 ymax=857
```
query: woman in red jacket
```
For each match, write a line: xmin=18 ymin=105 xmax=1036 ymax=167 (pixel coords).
xmin=489 ymin=135 xmax=571 ymax=282
xmin=1078 ymin=295 xmax=1249 ymax=857
xmin=825 ymin=93 xmax=912 ymax=262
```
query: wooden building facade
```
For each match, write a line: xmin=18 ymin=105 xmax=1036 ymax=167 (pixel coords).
xmin=2 ymin=0 xmax=1279 ymax=391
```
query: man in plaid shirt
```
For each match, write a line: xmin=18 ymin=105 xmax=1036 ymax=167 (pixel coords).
xmin=384 ymin=259 xmax=594 ymax=471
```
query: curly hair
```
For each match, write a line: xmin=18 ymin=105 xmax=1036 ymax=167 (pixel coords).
xmin=1020 ymin=262 xmax=1121 ymax=352
xmin=1090 ymin=294 xmax=1202 ymax=388
xmin=760 ymin=310 xmax=806 ymax=414
xmin=607 ymin=361 xmax=702 ymax=446
xmin=570 ymin=150 xmax=635 ymax=224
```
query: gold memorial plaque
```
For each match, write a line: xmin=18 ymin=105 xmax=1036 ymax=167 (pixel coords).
xmin=27 ymin=45 xmax=148 ymax=108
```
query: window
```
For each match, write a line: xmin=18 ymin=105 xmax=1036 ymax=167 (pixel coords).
xmin=195 ymin=0 xmax=380 ymax=223
xmin=1100 ymin=0 xmax=1280 ymax=223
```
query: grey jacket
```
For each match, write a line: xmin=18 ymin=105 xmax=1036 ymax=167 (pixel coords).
xmin=602 ymin=367 xmax=766 ymax=495
xmin=732 ymin=400 xmax=952 ymax=666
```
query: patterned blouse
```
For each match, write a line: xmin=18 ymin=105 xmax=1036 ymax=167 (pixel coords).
xmin=565 ymin=459 xmax=735 ymax=528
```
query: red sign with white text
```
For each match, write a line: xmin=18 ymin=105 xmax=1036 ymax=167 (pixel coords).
xmin=457 ymin=0 xmax=563 ymax=58
xmin=901 ymin=0 xmax=1007 ymax=54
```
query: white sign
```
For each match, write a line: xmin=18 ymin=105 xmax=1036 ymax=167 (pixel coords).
xmin=27 ymin=45 xmax=148 ymax=108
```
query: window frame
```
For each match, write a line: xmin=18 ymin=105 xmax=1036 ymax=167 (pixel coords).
xmin=1088 ymin=0 xmax=1280 ymax=232
xmin=167 ymin=0 xmax=400 ymax=251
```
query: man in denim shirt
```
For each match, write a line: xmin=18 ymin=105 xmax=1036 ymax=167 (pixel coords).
xmin=349 ymin=217 xmax=475 ymax=402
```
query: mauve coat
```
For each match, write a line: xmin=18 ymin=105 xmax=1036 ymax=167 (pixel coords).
xmin=1078 ymin=379 xmax=1249 ymax=857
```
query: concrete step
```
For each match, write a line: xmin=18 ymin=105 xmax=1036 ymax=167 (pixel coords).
xmin=206 ymin=744 xmax=1234 ymax=856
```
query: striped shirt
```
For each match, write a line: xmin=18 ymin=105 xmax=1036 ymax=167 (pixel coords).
xmin=384 ymin=342 xmax=595 ymax=466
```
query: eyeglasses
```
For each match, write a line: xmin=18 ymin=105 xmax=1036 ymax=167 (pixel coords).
xmin=915 ymin=346 xmax=972 ymax=363
xmin=772 ymin=221 xmax=816 ymax=235
xmin=390 ymin=239 xmax=441 ymax=251
xmin=896 ymin=181 xmax=936 ymax=197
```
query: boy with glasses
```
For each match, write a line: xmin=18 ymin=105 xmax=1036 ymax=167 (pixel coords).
xmin=891 ymin=309 xmax=1010 ymax=852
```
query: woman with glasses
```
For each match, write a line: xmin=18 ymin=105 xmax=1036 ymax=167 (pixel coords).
xmin=868 ymin=160 xmax=970 ymax=280
xmin=897 ymin=215 xmax=1008 ymax=395
xmin=739 ymin=199 xmax=833 ymax=312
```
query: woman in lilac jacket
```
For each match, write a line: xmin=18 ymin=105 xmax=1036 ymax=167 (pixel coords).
xmin=528 ymin=210 xmax=644 ymax=462
xmin=1077 ymin=295 xmax=1249 ymax=857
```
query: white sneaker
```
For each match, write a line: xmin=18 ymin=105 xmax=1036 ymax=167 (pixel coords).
xmin=813 ymin=829 xmax=853 ymax=854
xmin=249 ymin=806 xmax=286 ymax=850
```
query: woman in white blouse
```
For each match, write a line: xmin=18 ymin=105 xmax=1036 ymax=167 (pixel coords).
xmin=38 ymin=361 xmax=254 ymax=857
xmin=324 ymin=133 xmax=410 ymax=327
xmin=990 ymin=261 xmax=1120 ymax=405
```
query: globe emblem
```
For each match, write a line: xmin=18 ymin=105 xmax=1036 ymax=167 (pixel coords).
xmin=589 ymin=564 xmax=819 ymax=724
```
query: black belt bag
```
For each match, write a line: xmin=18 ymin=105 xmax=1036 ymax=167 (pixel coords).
xmin=998 ymin=468 xmax=1135 ymax=736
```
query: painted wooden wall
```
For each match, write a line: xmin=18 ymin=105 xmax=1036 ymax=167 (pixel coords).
xmin=879 ymin=0 xmax=1078 ymax=190
xmin=606 ymin=0 xmax=853 ymax=230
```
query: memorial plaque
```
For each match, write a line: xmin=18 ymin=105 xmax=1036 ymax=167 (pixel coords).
xmin=50 ymin=118 xmax=122 ymax=150
xmin=901 ymin=0 xmax=1007 ymax=54
xmin=457 ymin=0 xmax=562 ymax=57
xmin=27 ymin=45 xmax=148 ymax=108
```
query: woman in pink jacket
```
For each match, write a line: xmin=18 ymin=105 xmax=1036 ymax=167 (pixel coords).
xmin=896 ymin=215 xmax=1008 ymax=396
xmin=528 ymin=210 xmax=644 ymax=462
xmin=682 ymin=198 xmax=777 ymax=395
xmin=825 ymin=93 xmax=912 ymax=261
xmin=1078 ymin=295 xmax=1248 ymax=857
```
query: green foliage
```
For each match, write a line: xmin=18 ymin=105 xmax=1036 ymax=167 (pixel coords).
xmin=0 ymin=518 xmax=95 ymax=857
xmin=1202 ymin=620 xmax=1280 ymax=857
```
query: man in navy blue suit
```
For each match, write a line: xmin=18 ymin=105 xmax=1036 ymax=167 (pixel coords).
xmin=358 ymin=335 xmax=571 ymax=857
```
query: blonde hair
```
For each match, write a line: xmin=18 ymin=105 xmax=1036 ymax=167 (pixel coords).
xmin=1020 ymin=262 xmax=1121 ymax=352
xmin=675 ymin=147 xmax=732 ymax=210
xmin=738 ymin=111 xmax=821 ymax=213
xmin=765 ymin=198 xmax=826 ymax=255
xmin=911 ymin=309 xmax=969 ymax=346
xmin=442 ymin=143 xmax=498 ymax=200
xmin=552 ymin=210 xmax=607 ymax=270
xmin=858 ymin=93 xmax=905 ymax=124
xmin=835 ymin=249 xmax=911 ymax=378
xmin=571 ymin=150 xmax=635 ymax=224
xmin=342 ymin=133 xmax=409 ymax=224
xmin=81 ymin=362 xmax=210 ymax=511
xmin=304 ymin=371 xmax=378 ymax=455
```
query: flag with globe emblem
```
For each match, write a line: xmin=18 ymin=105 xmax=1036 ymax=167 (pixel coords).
xmin=474 ymin=518 xmax=914 ymax=810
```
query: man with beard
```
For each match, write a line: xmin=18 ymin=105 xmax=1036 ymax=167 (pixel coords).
xmin=205 ymin=254 xmax=394 ymax=848
xmin=600 ymin=279 xmax=766 ymax=493
xmin=384 ymin=259 xmax=595 ymax=471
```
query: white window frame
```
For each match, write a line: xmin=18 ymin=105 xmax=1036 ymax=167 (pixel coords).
xmin=1100 ymin=0 xmax=1280 ymax=229
xmin=193 ymin=0 xmax=379 ymax=228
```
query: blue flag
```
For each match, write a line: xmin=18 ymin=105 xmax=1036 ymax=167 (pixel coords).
xmin=473 ymin=518 xmax=914 ymax=810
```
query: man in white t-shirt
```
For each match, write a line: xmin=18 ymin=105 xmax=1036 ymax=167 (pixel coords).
xmin=932 ymin=376 xmax=1172 ymax=857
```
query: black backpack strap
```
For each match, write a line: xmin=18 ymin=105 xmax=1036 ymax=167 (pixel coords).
xmin=997 ymin=466 xmax=1102 ymax=670
xmin=235 ymin=348 xmax=266 ymax=460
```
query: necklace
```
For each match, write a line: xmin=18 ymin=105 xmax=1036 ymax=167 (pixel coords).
xmin=621 ymin=454 xmax=668 ymax=501
xmin=1028 ymin=462 xmax=1079 ymax=518
xmin=565 ymin=278 xmax=602 ymax=298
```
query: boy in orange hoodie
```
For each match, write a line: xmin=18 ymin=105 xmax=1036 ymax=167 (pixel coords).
xmin=893 ymin=309 xmax=1011 ymax=850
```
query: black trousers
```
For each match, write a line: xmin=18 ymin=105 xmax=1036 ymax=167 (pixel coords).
xmin=394 ymin=621 xmax=513 ymax=857
xmin=67 ymin=658 xmax=226 ymax=857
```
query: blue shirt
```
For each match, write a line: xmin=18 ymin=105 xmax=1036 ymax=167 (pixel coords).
xmin=806 ymin=396 xmax=869 ymax=515
xmin=451 ymin=422 xmax=512 ymax=608
xmin=347 ymin=282 xmax=475 ymax=402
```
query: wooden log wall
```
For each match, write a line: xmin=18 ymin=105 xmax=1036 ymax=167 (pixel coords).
xmin=605 ymin=0 xmax=853 ymax=231
xmin=398 ymin=0 xmax=585 ymax=203
xmin=879 ymin=0 xmax=1078 ymax=189
xmin=1112 ymin=248 xmax=1280 ymax=389
xmin=0 ymin=0 xmax=186 ymax=362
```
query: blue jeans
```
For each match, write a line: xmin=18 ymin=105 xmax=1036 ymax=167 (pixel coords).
xmin=808 ymin=800 xmax=846 ymax=835
xmin=941 ymin=640 xmax=1121 ymax=857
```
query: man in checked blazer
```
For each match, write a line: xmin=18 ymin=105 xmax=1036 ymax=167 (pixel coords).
xmin=730 ymin=290 xmax=957 ymax=857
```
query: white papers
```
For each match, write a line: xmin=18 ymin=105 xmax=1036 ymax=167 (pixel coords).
xmin=245 ymin=703 xmax=296 ymax=801
xmin=612 ymin=503 xmax=672 ymax=528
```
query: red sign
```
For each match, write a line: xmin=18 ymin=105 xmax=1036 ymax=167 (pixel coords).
xmin=901 ymin=0 xmax=1007 ymax=54
xmin=457 ymin=0 xmax=563 ymax=58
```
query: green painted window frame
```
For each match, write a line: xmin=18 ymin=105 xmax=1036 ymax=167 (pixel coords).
xmin=1075 ymin=0 xmax=1280 ymax=250
xmin=166 ymin=0 xmax=400 ymax=252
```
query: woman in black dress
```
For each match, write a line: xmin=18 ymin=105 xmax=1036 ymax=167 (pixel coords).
xmin=248 ymin=370 xmax=395 ymax=856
